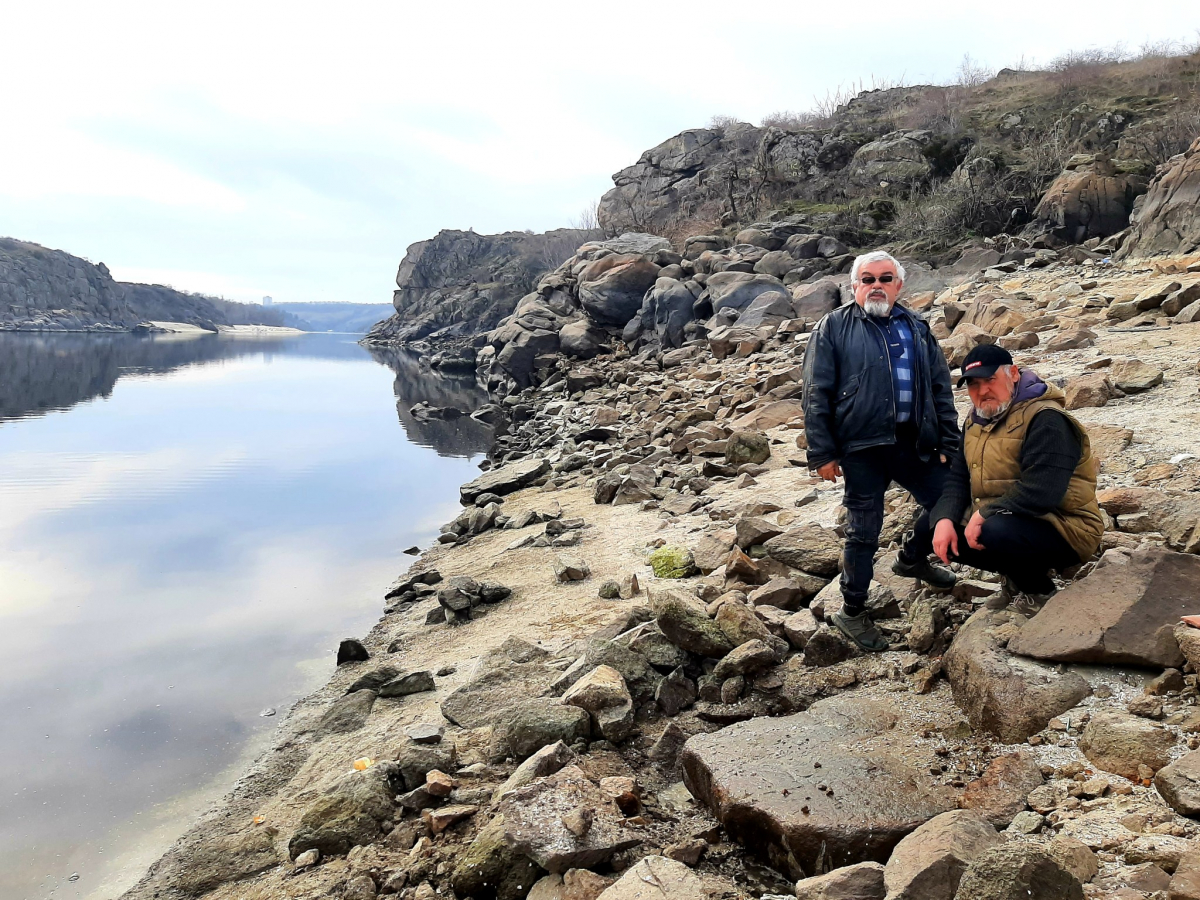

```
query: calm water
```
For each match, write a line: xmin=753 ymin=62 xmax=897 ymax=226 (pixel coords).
xmin=0 ymin=332 xmax=492 ymax=900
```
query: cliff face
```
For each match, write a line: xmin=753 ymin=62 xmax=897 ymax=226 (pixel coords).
xmin=1118 ymin=136 xmax=1200 ymax=259
xmin=0 ymin=237 xmax=291 ymax=331
xmin=0 ymin=237 xmax=135 ymax=330
xmin=363 ymin=228 xmax=599 ymax=345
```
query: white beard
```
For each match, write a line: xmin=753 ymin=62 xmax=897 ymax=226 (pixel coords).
xmin=974 ymin=398 xmax=1013 ymax=421
xmin=863 ymin=299 xmax=891 ymax=317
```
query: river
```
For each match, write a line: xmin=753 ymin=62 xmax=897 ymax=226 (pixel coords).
xmin=0 ymin=332 xmax=491 ymax=900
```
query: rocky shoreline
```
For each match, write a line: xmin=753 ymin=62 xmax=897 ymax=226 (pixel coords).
xmin=117 ymin=226 xmax=1200 ymax=900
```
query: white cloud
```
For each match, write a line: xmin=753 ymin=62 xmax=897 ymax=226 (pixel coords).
xmin=0 ymin=0 xmax=1195 ymax=303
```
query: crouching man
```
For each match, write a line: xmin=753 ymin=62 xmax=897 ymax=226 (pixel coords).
xmin=932 ymin=345 xmax=1104 ymax=614
xmin=802 ymin=251 xmax=961 ymax=652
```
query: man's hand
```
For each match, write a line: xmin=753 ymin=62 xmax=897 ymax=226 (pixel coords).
xmin=965 ymin=511 xmax=986 ymax=550
xmin=816 ymin=461 xmax=842 ymax=482
xmin=940 ymin=453 xmax=948 ymax=464
xmin=933 ymin=519 xmax=958 ymax=565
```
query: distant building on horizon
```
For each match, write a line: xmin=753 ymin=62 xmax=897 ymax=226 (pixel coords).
xmin=262 ymin=296 xmax=273 ymax=307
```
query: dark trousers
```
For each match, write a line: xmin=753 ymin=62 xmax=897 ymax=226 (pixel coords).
xmin=947 ymin=513 xmax=1078 ymax=595
xmin=839 ymin=430 xmax=947 ymax=615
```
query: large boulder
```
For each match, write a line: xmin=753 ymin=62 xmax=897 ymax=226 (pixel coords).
xmin=680 ymin=695 xmax=959 ymax=879
xmin=1008 ymin=549 xmax=1198 ymax=668
xmin=450 ymin=814 xmax=545 ymax=900
xmin=706 ymin=272 xmax=790 ymax=313
xmin=499 ymin=766 xmax=642 ymax=873
xmin=1118 ymin=135 xmax=1200 ymax=259
xmin=736 ymin=290 xmax=795 ymax=328
xmin=763 ymin=525 xmax=842 ymax=577
xmin=791 ymin=278 xmax=844 ymax=321
xmin=952 ymin=843 xmax=1083 ymax=899
xmin=499 ymin=699 xmax=592 ymax=759
xmin=637 ymin=277 xmax=699 ymax=349
xmin=1154 ymin=750 xmax=1200 ymax=816
xmin=883 ymin=810 xmax=1002 ymax=900
xmin=943 ymin=608 xmax=1091 ymax=743
xmin=441 ymin=637 xmax=558 ymax=728
xmin=288 ymin=762 xmax=404 ymax=859
xmin=848 ymin=131 xmax=933 ymax=188
xmin=461 ymin=457 xmax=550 ymax=504
xmin=653 ymin=590 xmax=735 ymax=658
xmin=1033 ymin=156 xmax=1146 ymax=243
xmin=558 ymin=319 xmax=609 ymax=359
xmin=577 ymin=253 xmax=661 ymax=326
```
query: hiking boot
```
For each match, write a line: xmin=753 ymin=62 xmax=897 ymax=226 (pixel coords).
xmin=831 ymin=608 xmax=890 ymax=653
xmin=1010 ymin=588 xmax=1056 ymax=618
xmin=892 ymin=554 xmax=957 ymax=591
xmin=984 ymin=577 xmax=1017 ymax=610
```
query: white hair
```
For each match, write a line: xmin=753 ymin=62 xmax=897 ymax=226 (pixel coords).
xmin=850 ymin=250 xmax=906 ymax=285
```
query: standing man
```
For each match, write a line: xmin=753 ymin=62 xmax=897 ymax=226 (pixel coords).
xmin=931 ymin=345 xmax=1103 ymax=614
xmin=802 ymin=250 xmax=960 ymax=652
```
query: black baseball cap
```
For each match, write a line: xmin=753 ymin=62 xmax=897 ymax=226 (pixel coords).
xmin=956 ymin=344 xmax=1015 ymax=387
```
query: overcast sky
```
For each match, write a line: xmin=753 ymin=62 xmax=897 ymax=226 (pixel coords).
xmin=1 ymin=1 xmax=1196 ymax=305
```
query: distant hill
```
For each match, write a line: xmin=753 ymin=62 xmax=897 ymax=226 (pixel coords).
xmin=268 ymin=301 xmax=395 ymax=334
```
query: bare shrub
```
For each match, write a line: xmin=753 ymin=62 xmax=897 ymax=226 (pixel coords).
xmin=956 ymin=54 xmax=993 ymax=89
xmin=760 ymin=110 xmax=822 ymax=130
xmin=1122 ymin=100 xmax=1200 ymax=164
xmin=708 ymin=114 xmax=742 ymax=130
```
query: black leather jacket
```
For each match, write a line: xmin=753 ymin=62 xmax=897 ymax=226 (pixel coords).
xmin=801 ymin=301 xmax=959 ymax=469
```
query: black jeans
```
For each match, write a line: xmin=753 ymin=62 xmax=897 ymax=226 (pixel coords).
xmin=839 ymin=429 xmax=948 ymax=615
xmin=946 ymin=512 xmax=1078 ymax=595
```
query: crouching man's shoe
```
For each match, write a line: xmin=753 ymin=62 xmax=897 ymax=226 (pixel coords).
xmin=831 ymin=608 xmax=890 ymax=652
xmin=892 ymin=554 xmax=957 ymax=591
xmin=1011 ymin=588 xmax=1056 ymax=618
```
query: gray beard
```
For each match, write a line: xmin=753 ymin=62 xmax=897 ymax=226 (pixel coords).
xmin=974 ymin=398 xmax=1013 ymax=421
xmin=863 ymin=299 xmax=891 ymax=317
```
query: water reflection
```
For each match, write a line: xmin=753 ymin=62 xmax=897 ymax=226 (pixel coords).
xmin=0 ymin=333 xmax=491 ymax=900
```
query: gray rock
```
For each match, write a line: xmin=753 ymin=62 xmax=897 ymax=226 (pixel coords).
xmin=450 ymin=814 xmax=546 ymax=900
xmin=460 ymin=457 xmax=550 ymax=505
xmin=493 ymin=740 xmax=576 ymax=801
xmin=378 ymin=670 xmax=435 ymax=698
xmin=500 ymin=699 xmax=592 ymax=759
xmin=653 ymin=589 xmax=735 ymax=658
xmin=943 ymin=608 xmax=1091 ymax=743
xmin=319 ymin=690 xmax=377 ymax=734
xmin=763 ymin=525 xmax=842 ymax=576
xmin=591 ymin=855 xmax=702 ymax=899
xmin=288 ymin=761 xmax=404 ymax=859
xmin=577 ymin=253 xmax=661 ymax=326
xmin=554 ymin=556 xmax=591 ymax=582
xmin=656 ymin=666 xmax=698 ymax=716
xmin=725 ymin=430 xmax=770 ymax=466
xmin=952 ymin=843 xmax=1082 ymax=899
xmin=499 ymin=766 xmax=641 ymax=873
xmin=440 ymin=636 xmax=557 ymax=728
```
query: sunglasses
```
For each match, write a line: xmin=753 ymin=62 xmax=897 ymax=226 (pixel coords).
xmin=859 ymin=274 xmax=895 ymax=285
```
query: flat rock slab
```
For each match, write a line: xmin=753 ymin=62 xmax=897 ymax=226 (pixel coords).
xmin=1156 ymin=750 xmax=1200 ymax=816
xmin=593 ymin=854 xmax=704 ymax=899
xmin=499 ymin=765 xmax=641 ymax=873
xmin=944 ymin=608 xmax=1091 ymax=743
xmin=1009 ymin=548 xmax=1199 ymax=667
xmin=680 ymin=695 xmax=959 ymax=880
xmin=441 ymin=636 xmax=558 ymax=729
xmin=460 ymin=457 xmax=549 ymax=504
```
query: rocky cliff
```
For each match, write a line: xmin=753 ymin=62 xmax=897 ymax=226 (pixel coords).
xmin=363 ymin=228 xmax=601 ymax=345
xmin=0 ymin=237 xmax=291 ymax=332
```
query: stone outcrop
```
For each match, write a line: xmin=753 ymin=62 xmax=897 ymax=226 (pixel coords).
xmin=364 ymin=228 xmax=599 ymax=344
xmin=1118 ymin=136 xmax=1200 ymax=259
xmin=1031 ymin=155 xmax=1147 ymax=244
xmin=1008 ymin=549 xmax=1198 ymax=668
xmin=680 ymin=695 xmax=959 ymax=879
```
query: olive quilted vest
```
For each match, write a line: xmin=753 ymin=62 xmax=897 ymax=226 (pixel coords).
xmin=963 ymin=383 xmax=1103 ymax=561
